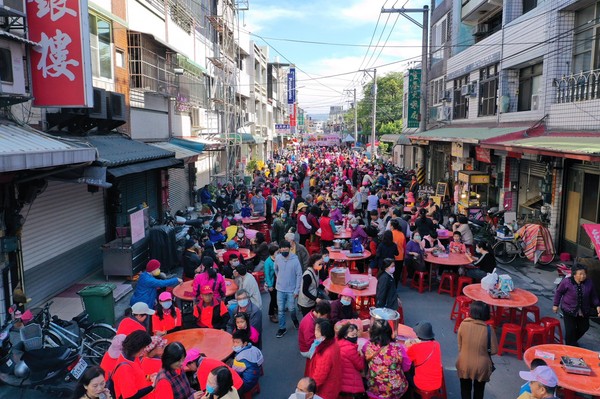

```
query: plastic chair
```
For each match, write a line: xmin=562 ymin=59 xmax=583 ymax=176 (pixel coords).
xmin=438 ymin=272 xmax=457 ymax=297
xmin=520 ymin=305 xmax=540 ymax=327
xmin=242 ymin=382 xmax=261 ymax=399
xmin=450 ymin=296 xmax=472 ymax=321
xmin=498 ymin=323 xmax=523 ymax=360
xmin=413 ymin=368 xmax=447 ymax=399
xmin=397 ymin=302 xmax=405 ymax=324
xmin=456 ymin=276 xmax=473 ymax=295
xmin=540 ymin=317 xmax=563 ymax=344
xmin=411 ymin=271 xmax=429 ymax=294
xmin=454 ymin=304 xmax=470 ymax=333
xmin=401 ymin=266 xmax=409 ymax=286
xmin=252 ymin=272 xmax=265 ymax=293
xmin=524 ymin=323 xmax=546 ymax=350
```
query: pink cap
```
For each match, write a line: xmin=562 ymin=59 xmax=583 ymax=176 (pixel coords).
xmin=184 ymin=348 xmax=202 ymax=366
xmin=158 ymin=292 xmax=172 ymax=302
xmin=340 ymin=287 xmax=356 ymax=300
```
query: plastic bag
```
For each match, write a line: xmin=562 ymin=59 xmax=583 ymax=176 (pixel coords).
xmin=498 ymin=274 xmax=514 ymax=292
xmin=481 ymin=268 xmax=499 ymax=291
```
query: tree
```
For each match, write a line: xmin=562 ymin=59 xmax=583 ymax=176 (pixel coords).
xmin=355 ymin=71 xmax=404 ymax=136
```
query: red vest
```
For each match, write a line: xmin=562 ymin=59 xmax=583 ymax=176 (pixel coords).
xmin=297 ymin=212 xmax=311 ymax=235
xmin=319 ymin=217 xmax=335 ymax=241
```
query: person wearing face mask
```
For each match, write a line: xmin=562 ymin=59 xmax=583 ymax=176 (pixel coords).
xmin=230 ymin=330 xmax=263 ymax=395
xmin=318 ymin=208 xmax=337 ymax=251
xmin=264 ymin=244 xmax=279 ymax=324
xmin=298 ymin=254 xmax=327 ymax=316
xmin=227 ymin=290 xmax=263 ymax=342
xmin=193 ymin=285 xmax=230 ymax=330
xmin=151 ymin=292 xmax=181 ymax=336
xmin=233 ymin=227 xmax=250 ymax=249
xmin=405 ymin=232 xmax=426 ymax=280
xmin=116 ymin=302 xmax=154 ymax=336
xmin=272 ymin=209 xmax=294 ymax=246
xmin=285 ymin=232 xmax=310 ymax=271
xmin=232 ymin=265 xmax=262 ymax=310
xmin=288 ymin=377 xmax=323 ymax=399
xmin=336 ymin=323 xmax=366 ymax=399
xmin=153 ymin=342 xmax=203 ymax=399
xmin=182 ymin=239 xmax=203 ymax=281
xmin=203 ymin=366 xmax=240 ymax=399
xmin=110 ymin=331 xmax=154 ymax=399
xmin=250 ymin=189 xmax=266 ymax=217
xmin=465 ymin=241 xmax=496 ymax=281
xmin=274 ymin=240 xmax=303 ymax=338
xmin=129 ymin=259 xmax=181 ymax=310
xmin=349 ymin=217 xmax=368 ymax=247
xmin=329 ymin=287 xmax=358 ymax=325
xmin=222 ymin=212 xmax=234 ymax=229
xmin=298 ymin=301 xmax=331 ymax=377
xmin=307 ymin=319 xmax=342 ymax=399
xmin=297 ymin=202 xmax=313 ymax=246
xmin=222 ymin=240 xmax=242 ymax=266
xmin=375 ymin=258 xmax=399 ymax=310
xmin=209 ymin=222 xmax=227 ymax=250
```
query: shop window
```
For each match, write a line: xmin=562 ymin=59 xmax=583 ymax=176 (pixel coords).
xmin=518 ymin=62 xmax=543 ymax=111
xmin=453 ymin=74 xmax=469 ymax=120
xmin=479 ymin=64 xmax=498 ymax=116
xmin=0 ymin=48 xmax=13 ymax=83
xmin=89 ymin=14 xmax=113 ymax=79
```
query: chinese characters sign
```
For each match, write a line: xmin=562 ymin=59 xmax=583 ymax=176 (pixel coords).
xmin=275 ymin=124 xmax=291 ymax=135
xmin=407 ymin=69 xmax=421 ymax=128
xmin=289 ymin=103 xmax=297 ymax=127
xmin=27 ymin=0 xmax=93 ymax=107
xmin=287 ymin=67 xmax=295 ymax=104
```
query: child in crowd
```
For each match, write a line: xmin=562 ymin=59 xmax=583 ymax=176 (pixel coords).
xmin=449 ymin=231 xmax=467 ymax=254
xmin=232 ymin=312 xmax=260 ymax=347
xmin=231 ymin=330 xmax=264 ymax=395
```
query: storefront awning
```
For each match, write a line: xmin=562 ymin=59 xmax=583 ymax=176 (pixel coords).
xmin=253 ymin=135 xmax=266 ymax=145
xmin=218 ymin=133 xmax=255 ymax=144
xmin=0 ymin=123 xmax=97 ymax=172
xmin=342 ymin=134 xmax=355 ymax=143
xmin=380 ymin=134 xmax=412 ymax=145
xmin=84 ymin=135 xmax=182 ymax=176
xmin=481 ymin=133 xmax=600 ymax=162
xmin=175 ymin=136 xmax=224 ymax=151
xmin=408 ymin=126 xmax=529 ymax=144
xmin=149 ymin=141 xmax=202 ymax=162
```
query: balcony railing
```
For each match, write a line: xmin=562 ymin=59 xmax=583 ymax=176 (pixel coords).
xmin=555 ymin=69 xmax=600 ymax=103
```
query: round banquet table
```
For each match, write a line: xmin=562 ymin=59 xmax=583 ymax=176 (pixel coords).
xmin=424 ymin=252 xmax=472 ymax=291
xmin=463 ymin=284 xmax=538 ymax=308
xmin=245 ymin=228 xmax=258 ymax=240
xmin=316 ymin=228 xmax=353 ymax=239
xmin=242 ymin=216 xmax=266 ymax=225
xmin=323 ymin=274 xmax=377 ymax=298
xmin=436 ymin=229 xmax=452 ymax=240
xmin=327 ymin=249 xmax=372 ymax=262
xmin=164 ymin=329 xmax=233 ymax=361
xmin=524 ymin=344 xmax=600 ymax=397
xmin=215 ymin=248 xmax=256 ymax=262
xmin=172 ymin=278 xmax=238 ymax=301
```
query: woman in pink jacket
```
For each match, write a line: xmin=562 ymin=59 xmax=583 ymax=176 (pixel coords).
xmin=337 ymin=323 xmax=366 ymax=398
xmin=192 ymin=258 xmax=226 ymax=301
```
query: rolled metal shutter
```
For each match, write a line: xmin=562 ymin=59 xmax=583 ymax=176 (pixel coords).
xmin=20 ymin=181 xmax=105 ymax=303
xmin=118 ymin=171 xmax=160 ymax=227
xmin=168 ymin=167 xmax=189 ymax=213
xmin=520 ymin=160 xmax=548 ymax=178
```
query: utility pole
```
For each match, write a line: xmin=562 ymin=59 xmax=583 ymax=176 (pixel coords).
xmin=344 ymin=88 xmax=358 ymax=144
xmin=370 ymin=69 xmax=377 ymax=161
xmin=381 ymin=5 xmax=429 ymax=133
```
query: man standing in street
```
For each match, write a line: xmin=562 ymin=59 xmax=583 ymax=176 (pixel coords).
xmin=251 ymin=189 xmax=266 ymax=216
xmin=274 ymin=240 xmax=302 ymax=338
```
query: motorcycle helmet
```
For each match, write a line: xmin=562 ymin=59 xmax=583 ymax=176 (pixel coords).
xmin=14 ymin=360 xmax=30 ymax=378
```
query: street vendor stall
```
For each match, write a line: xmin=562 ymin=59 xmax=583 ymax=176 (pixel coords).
xmin=457 ymin=170 xmax=490 ymax=219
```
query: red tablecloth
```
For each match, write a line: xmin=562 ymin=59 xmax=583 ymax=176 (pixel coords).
xmin=242 ymin=217 xmax=265 ymax=225
xmin=164 ymin=328 xmax=233 ymax=361
xmin=323 ymin=274 xmax=377 ymax=297
xmin=425 ymin=252 xmax=471 ymax=266
xmin=463 ymin=284 xmax=538 ymax=308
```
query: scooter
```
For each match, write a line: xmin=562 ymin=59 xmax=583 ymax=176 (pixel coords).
xmin=0 ymin=321 xmax=85 ymax=397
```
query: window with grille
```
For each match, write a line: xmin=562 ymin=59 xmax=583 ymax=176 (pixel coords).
xmin=453 ymin=75 xmax=469 ymax=120
xmin=479 ymin=64 xmax=498 ymax=116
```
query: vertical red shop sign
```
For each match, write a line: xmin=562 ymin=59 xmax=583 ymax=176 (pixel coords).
xmin=26 ymin=0 xmax=93 ymax=107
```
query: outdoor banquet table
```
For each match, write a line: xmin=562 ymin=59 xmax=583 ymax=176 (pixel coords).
xmin=164 ymin=328 xmax=233 ymax=361
xmin=327 ymin=248 xmax=372 ymax=273
xmin=172 ymin=278 xmax=238 ymax=302
xmin=463 ymin=283 xmax=538 ymax=325
xmin=334 ymin=318 xmax=417 ymax=341
xmin=241 ymin=216 xmax=265 ymax=225
xmin=323 ymin=273 xmax=377 ymax=316
xmin=215 ymin=248 xmax=256 ymax=262
xmin=244 ymin=228 xmax=258 ymax=240
xmin=424 ymin=252 xmax=472 ymax=291
xmin=316 ymin=228 xmax=353 ymax=240
xmin=524 ymin=344 xmax=600 ymax=398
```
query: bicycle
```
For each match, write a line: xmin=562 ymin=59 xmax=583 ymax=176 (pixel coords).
xmin=33 ymin=302 xmax=116 ymax=365
xmin=492 ymin=235 xmax=555 ymax=265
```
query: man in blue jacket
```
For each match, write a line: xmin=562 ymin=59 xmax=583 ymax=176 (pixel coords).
xmin=130 ymin=259 xmax=181 ymax=309
xmin=274 ymin=240 xmax=302 ymax=338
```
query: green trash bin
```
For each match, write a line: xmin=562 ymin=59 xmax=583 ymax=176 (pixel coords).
xmin=77 ymin=284 xmax=116 ymax=325
xmin=243 ymin=175 xmax=252 ymax=187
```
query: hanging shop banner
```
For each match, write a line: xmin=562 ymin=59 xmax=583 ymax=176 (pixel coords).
xmin=26 ymin=0 xmax=93 ymax=107
xmin=287 ymin=68 xmax=296 ymax=104
xmin=476 ymin=147 xmax=491 ymax=163
xmin=304 ymin=135 xmax=340 ymax=146
xmin=451 ymin=142 xmax=467 ymax=158
xmin=407 ymin=69 xmax=421 ymax=128
xmin=289 ymin=103 xmax=297 ymax=127
xmin=130 ymin=208 xmax=146 ymax=245
xmin=582 ymin=224 xmax=600 ymax=259
xmin=275 ymin=124 xmax=291 ymax=135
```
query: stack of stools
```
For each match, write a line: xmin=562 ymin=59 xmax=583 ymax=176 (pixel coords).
xmin=498 ymin=323 xmax=523 ymax=359
xmin=450 ymin=296 xmax=472 ymax=321
xmin=413 ymin=368 xmax=447 ymax=399
xmin=438 ymin=272 xmax=458 ymax=297
xmin=411 ymin=271 xmax=429 ymax=294
xmin=540 ymin=317 xmax=563 ymax=344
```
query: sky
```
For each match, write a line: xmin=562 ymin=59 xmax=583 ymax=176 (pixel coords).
xmin=243 ymin=0 xmax=426 ymax=117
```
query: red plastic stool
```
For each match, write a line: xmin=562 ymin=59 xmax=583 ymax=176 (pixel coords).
xmin=520 ymin=305 xmax=540 ymax=327
xmin=397 ymin=302 xmax=405 ymax=324
xmin=454 ymin=304 xmax=470 ymax=333
xmin=413 ymin=368 xmax=447 ymax=399
xmin=540 ymin=317 xmax=563 ymax=344
xmin=401 ymin=266 xmax=409 ymax=286
xmin=411 ymin=271 xmax=429 ymax=294
xmin=450 ymin=296 xmax=472 ymax=321
xmin=242 ymin=382 xmax=261 ymax=399
xmin=498 ymin=323 xmax=523 ymax=359
xmin=438 ymin=272 xmax=457 ymax=297
xmin=456 ymin=276 xmax=473 ymax=295
xmin=524 ymin=323 xmax=546 ymax=350
xmin=252 ymin=271 xmax=265 ymax=293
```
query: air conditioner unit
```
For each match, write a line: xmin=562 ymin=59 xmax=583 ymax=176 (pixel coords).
xmin=438 ymin=106 xmax=452 ymax=121
xmin=109 ymin=92 xmax=126 ymax=121
xmin=429 ymin=107 xmax=438 ymax=121
xmin=442 ymin=90 xmax=453 ymax=102
xmin=472 ymin=24 xmax=489 ymax=36
xmin=531 ymin=94 xmax=540 ymax=110
xmin=1 ymin=0 xmax=25 ymax=14
xmin=461 ymin=85 xmax=469 ymax=96
xmin=246 ymin=112 xmax=256 ymax=123
xmin=191 ymin=107 xmax=201 ymax=128
xmin=89 ymin=88 xmax=107 ymax=119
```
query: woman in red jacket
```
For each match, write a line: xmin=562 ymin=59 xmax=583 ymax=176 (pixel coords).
xmin=318 ymin=208 xmax=337 ymax=250
xmin=307 ymin=318 xmax=342 ymax=399
xmin=337 ymin=323 xmax=366 ymax=398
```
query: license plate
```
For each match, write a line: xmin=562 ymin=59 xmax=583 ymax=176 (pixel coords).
xmin=71 ymin=358 xmax=87 ymax=380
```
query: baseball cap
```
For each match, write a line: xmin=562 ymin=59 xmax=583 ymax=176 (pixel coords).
xmin=184 ymin=348 xmax=202 ymax=366
xmin=158 ymin=291 xmax=172 ymax=302
xmin=200 ymin=285 xmax=213 ymax=295
xmin=131 ymin=302 xmax=155 ymax=315
xmin=519 ymin=366 xmax=558 ymax=388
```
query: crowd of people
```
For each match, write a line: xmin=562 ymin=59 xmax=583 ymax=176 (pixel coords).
xmin=74 ymin=146 xmax=598 ymax=399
